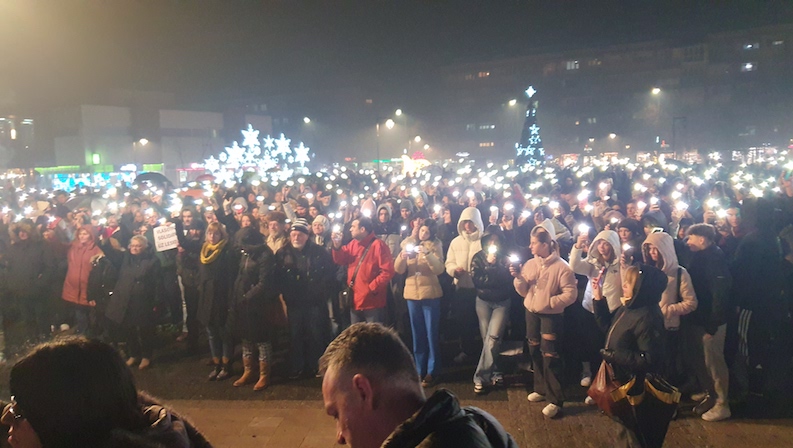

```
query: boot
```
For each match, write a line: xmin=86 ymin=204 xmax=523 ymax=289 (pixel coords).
xmin=254 ymin=361 xmax=270 ymax=391
xmin=233 ymin=356 xmax=255 ymax=387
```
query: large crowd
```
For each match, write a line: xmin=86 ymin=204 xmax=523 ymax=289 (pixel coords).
xmin=0 ymin=157 xmax=792 ymax=431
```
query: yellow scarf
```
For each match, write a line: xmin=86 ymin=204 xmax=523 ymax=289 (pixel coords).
xmin=200 ymin=239 xmax=228 ymax=264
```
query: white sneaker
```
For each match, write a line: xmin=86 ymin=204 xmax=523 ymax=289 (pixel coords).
xmin=527 ymin=392 xmax=546 ymax=402
xmin=702 ymin=404 xmax=731 ymax=422
xmin=542 ymin=403 xmax=562 ymax=418
xmin=60 ymin=323 xmax=70 ymax=331
xmin=580 ymin=374 xmax=592 ymax=388
xmin=584 ymin=396 xmax=596 ymax=405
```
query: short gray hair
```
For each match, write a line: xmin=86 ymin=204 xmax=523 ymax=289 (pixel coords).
xmin=129 ymin=235 xmax=149 ymax=248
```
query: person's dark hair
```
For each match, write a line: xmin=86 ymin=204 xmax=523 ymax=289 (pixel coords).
xmin=419 ymin=218 xmax=437 ymax=240
xmin=687 ymin=223 xmax=717 ymax=243
xmin=356 ymin=217 xmax=374 ymax=234
xmin=10 ymin=337 xmax=147 ymax=447
xmin=319 ymin=323 xmax=419 ymax=385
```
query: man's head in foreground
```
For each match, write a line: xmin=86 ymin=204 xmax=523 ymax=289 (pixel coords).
xmin=320 ymin=323 xmax=425 ymax=448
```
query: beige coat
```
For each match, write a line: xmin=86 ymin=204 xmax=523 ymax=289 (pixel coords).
xmin=642 ymin=232 xmax=697 ymax=329
xmin=395 ymin=237 xmax=445 ymax=300
xmin=514 ymin=252 xmax=577 ymax=314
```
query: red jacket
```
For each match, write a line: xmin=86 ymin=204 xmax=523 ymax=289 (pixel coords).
xmin=62 ymin=226 xmax=103 ymax=306
xmin=333 ymin=232 xmax=395 ymax=311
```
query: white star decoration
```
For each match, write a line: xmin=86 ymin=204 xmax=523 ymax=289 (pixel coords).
xmin=273 ymin=134 xmax=292 ymax=159
xmin=525 ymin=86 xmax=537 ymax=98
xmin=241 ymin=124 xmax=260 ymax=149
xmin=202 ymin=126 xmax=312 ymax=180
xmin=294 ymin=142 xmax=311 ymax=166
xmin=529 ymin=124 xmax=540 ymax=135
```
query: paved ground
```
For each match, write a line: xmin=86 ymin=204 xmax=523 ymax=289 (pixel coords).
xmin=1 ymin=333 xmax=793 ymax=447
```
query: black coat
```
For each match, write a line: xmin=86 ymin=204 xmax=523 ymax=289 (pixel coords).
xmin=594 ymin=264 xmax=667 ymax=383
xmin=229 ymin=243 xmax=277 ymax=342
xmin=104 ymin=248 xmax=162 ymax=327
xmin=197 ymin=243 xmax=233 ymax=327
xmin=682 ymin=244 xmax=732 ymax=334
xmin=471 ymin=251 xmax=514 ymax=303
xmin=275 ymin=241 xmax=336 ymax=308
xmin=382 ymin=389 xmax=514 ymax=448
xmin=6 ymin=237 xmax=52 ymax=299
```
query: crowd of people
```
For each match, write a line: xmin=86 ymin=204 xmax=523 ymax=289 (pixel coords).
xmin=0 ymin=157 xmax=791 ymax=433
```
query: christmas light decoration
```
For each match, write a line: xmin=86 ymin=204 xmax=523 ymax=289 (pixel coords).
xmin=515 ymin=85 xmax=545 ymax=166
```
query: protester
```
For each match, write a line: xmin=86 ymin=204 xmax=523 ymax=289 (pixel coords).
xmin=197 ymin=222 xmax=234 ymax=381
xmin=61 ymin=225 xmax=103 ymax=335
xmin=2 ymin=337 xmax=212 ymax=447
xmin=394 ymin=218 xmax=445 ymax=388
xmin=319 ymin=323 xmax=516 ymax=448
xmin=512 ymin=226 xmax=577 ymax=418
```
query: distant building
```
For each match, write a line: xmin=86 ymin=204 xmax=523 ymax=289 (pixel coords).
xmin=433 ymin=23 xmax=793 ymax=159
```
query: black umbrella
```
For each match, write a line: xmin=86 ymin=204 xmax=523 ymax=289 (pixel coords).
xmin=610 ymin=375 xmax=680 ymax=448
xmin=134 ymin=172 xmax=172 ymax=187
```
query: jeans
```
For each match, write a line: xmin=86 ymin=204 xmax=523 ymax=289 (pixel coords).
xmin=288 ymin=304 xmax=328 ymax=375
xmin=206 ymin=324 xmax=232 ymax=360
xmin=526 ymin=311 xmax=565 ymax=406
xmin=350 ymin=307 xmax=385 ymax=324
xmin=474 ymin=298 xmax=510 ymax=386
xmin=407 ymin=298 xmax=441 ymax=378
xmin=703 ymin=324 xmax=729 ymax=405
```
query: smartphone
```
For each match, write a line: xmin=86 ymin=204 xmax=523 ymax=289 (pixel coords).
xmin=598 ymin=267 xmax=607 ymax=288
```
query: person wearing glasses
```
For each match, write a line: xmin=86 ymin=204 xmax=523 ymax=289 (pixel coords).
xmin=1 ymin=337 xmax=212 ymax=447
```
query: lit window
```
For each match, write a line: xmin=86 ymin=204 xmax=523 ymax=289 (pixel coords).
xmin=478 ymin=71 xmax=490 ymax=78
xmin=742 ymin=42 xmax=759 ymax=50
xmin=773 ymin=40 xmax=784 ymax=46
xmin=588 ymin=59 xmax=601 ymax=67
xmin=465 ymin=74 xmax=475 ymax=81
xmin=575 ymin=121 xmax=580 ymax=126
xmin=479 ymin=124 xmax=496 ymax=130
xmin=587 ymin=117 xmax=597 ymax=124
xmin=479 ymin=142 xmax=495 ymax=148
xmin=741 ymin=62 xmax=757 ymax=72
xmin=566 ymin=60 xmax=580 ymax=70
xmin=465 ymin=124 xmax=476 ymax=131
xmin=365 ymin=99 xmax=373 ymax=104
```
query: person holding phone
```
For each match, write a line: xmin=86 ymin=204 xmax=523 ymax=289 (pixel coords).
xmin=569 ymin=229 xmax=623 ymax=394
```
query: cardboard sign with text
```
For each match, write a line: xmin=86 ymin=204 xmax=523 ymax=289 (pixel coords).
xmin=153 ymin=225 xmax=178 ymax=252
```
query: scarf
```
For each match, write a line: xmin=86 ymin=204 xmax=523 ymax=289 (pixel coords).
xmin=200 ymin=239 xmax=227 ymax=264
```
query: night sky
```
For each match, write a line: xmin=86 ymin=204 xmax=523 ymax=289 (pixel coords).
xmin=2 ymin=0 xmax=792 ymax=107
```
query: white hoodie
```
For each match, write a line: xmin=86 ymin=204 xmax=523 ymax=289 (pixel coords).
xmin=445 ymin=207 xmax=484 ymax=289
xmin=642 ymin=232 xmax=698 ymax=329
xmin=570 ymin=230 xmax=623 ymax=313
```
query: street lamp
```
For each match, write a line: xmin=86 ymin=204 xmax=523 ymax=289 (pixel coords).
xmin=651 ymin=87 xmax=661 ymax=95
xmin=609 ymin=133 xmax=617 ymax=139
xmin=385 ymin=119 xmax=395 ymax=130
xmin=395 ymin=109 xmax=403 ymax=116
xmin=508 ymin=99 xmax=517 ymax=106
xmin=303 ymin=117 xmax=311 ymax=124
xmin=139 ymin=138 xmax=149 ymax=146
xmin=413 ymin=135 xmax=421 ymax=143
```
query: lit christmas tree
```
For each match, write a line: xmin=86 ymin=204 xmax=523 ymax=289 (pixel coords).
xmin=515 ymin=86 xmax=545 ymax=166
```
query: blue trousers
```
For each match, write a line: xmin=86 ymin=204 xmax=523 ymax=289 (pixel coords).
xmin=474 ymin=297 xmax=510 ymax=386
xmin=407 ymin=298 xmax=441 ymax=378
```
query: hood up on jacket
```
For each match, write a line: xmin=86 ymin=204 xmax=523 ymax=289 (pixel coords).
xmin=642 ymin=231 xmax=678 ymax=274
xmin=481 ymin=224 xmax=505 ymax=250
xmin=586 ymin=230 xmax=621 ymax=267
xmin=625 ymin=263 xmax=668 ymax=309
xmin=457 ymin=206 xmax=484 ymax=242
xmin=10 ymin=220 xmax=41 ymax=243
xmin=72 ymin=224 xmax=99 ymax=249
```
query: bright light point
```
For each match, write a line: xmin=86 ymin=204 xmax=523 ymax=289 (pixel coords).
xmin=651 ymin=87 xmax=661 ymax=95
xmin=525 ymin=86 xmax=537 ymax=98
xmin=395 ymin=109 xmax=403 ymax=116
xmin=508 ymin=99 xmax=517 ymax=106
xmin=414 ymin=135 xmax=421 ymax=143
xmin=609 ymin=133 xmax=617 ymax=139
xmin=138 ymin=138 xmax=149 ymax=146
xmin=303 ymin=117 xmax=311 ymax=124
xmin=423 ymin=144 xmax=430 ymax=150
xmin=385 ymin=119 xmax=395 ymax=129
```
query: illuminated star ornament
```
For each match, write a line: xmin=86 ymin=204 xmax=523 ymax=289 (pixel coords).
xmin=241 ymin=124 xmax=260 ymax=149
xmin=273 ymin=134 xmax=292 ymax=159
xmin=294 ymin=142 xmax=311 ymax=166
xmin=525 ymin=86 xmax=537 ymax=98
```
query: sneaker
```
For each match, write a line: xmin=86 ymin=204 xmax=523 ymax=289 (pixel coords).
xmin=60 ymin=323 xmax=70 ymax=332
xmin=691 ymin=391 xmax=707 ymax=402
xmin=702 ymin=404 xmax=731 ymax=422
xmin=474 ymin=383 xmax=485 ymax=394
xmin=215 ymin=366 xmax=230 ymax=381
xmin=527 ymin=392 xmax=546 ymax=402
xmin=542 ymin=403 xmax=562 ymax=418
xmin=138 ymin=358 xmax=151 ymax=370
xmin=584 ymin=396 xmax=596 ymax=405
xmin=126 ymin=357 xmax=138 ymax=367
xmin=208 ymin=365 xmax=221 ymax=381
xmin=693 ymin=393 xmax=716 ymax=415
xmin=492 ymin=375 xmax=504 ymax=388
xmin=580 ymin=373 xmax=592 ymax=388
